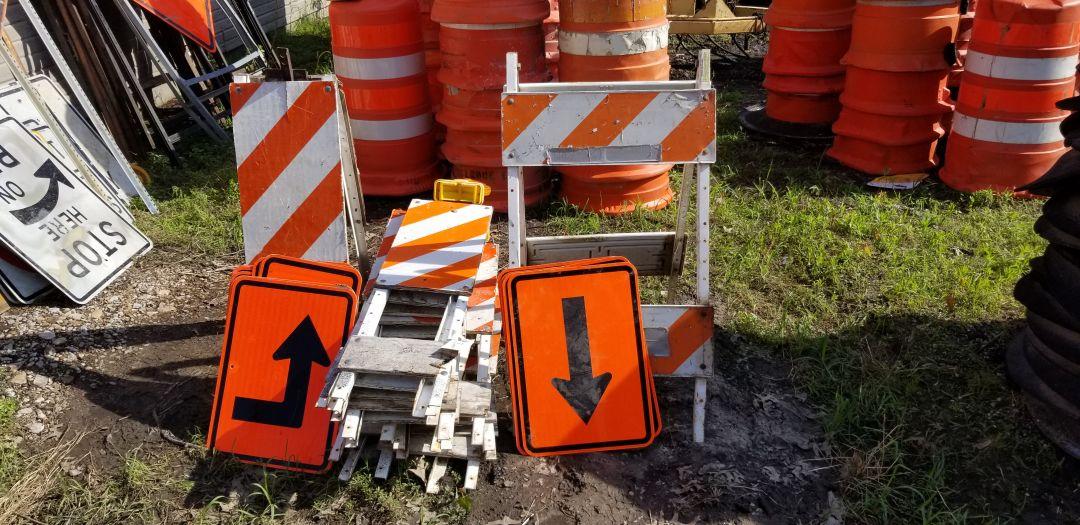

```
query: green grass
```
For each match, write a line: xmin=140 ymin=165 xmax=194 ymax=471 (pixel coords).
xmin=0 ymin=374 xmax=20 ymax=495
xmin=541 ymin=91 xmax=1062 ymax=522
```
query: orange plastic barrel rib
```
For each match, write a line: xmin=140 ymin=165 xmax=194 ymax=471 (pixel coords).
xmin=940 ymin=0 xmax=1080 ymax=193
xmin=843 ymin=0 xmax=960 ymax=72
xmin=331 ymin=0 xmax=438 ymax=196
xmin=554 ymin=0 xmax=673 ymax=214
xmin=826 ymin=0 xmax=958 ymax=175
xmin=432 ymin=0 xmax=552 ymax=211
xmin=947 ymin=0 xmax=978 ymax=93
xmin=544 ymin=0 xmax=560 ymax=79
xmin=765 ymin=0 xmax=857 ymax=27
xmin=762 ymin=25 xmax=852 ymax=124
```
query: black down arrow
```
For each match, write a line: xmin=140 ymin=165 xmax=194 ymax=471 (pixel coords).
xmin=552 ymin=296 xmax=612 ymax=424
xmin=232 ymin=316 xmax=330 ymax=428
xmin=10 ymin=159 xmax=73 ymax=226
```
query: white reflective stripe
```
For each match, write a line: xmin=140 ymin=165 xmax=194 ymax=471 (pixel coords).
xmin=857 ymin=0 xmax=955 ymax=6
xmin=391 ymin=204 xmax=493 ymax=247
xmin=333 ymin=52 xmax=425 ymax=81
xmin=559 ymin=25 xmax=669 ymax=56
xmin=303 ymin=212 xmax=348 ymax=262
xmin=234 ymin=83 xmax=283 ymax=166
xmin=351 ymin=114 xmax=433 ymax=141
xmin=618 ymin=92 xmax=697 ymax=145
xmin=504 ymin=92 xmax=608 ymax=154
xmin=441 ymin=22 xmax=535 ymax=30
xmin=378 ymin=236 xmax=488 ymax=286
xmin=965 ymin=51 xmax=1079 ymax=81
xmin=243 ymin=114 xmax=341 ymax=257
xmin=952 ymin=113 xmax=1064 ymax=144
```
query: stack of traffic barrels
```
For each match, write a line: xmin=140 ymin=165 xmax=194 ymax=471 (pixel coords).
xmin=418 ymin=0 xmax=444 ymax=142
xmin=1009 ymin=94 xmax=1080 ymax=459
xmin=432 ymin=0 xmax=552 ymax=212
xmin=741 ymin=0 xmax=856 ymax=139
xmin=330 ymin=0 xmax=439 ymax=196
xmin=946 ymin=0 xmax=978 ymax=101
xmin=939 ymin=0 xmax=1080 ymax=193
xmin=556 ymin=0 xmax=674 ymax=214
xmin=544 ymin=0 xmax=560 ymax=79
xmin=827 ymin=0 xmax=960 ymax=175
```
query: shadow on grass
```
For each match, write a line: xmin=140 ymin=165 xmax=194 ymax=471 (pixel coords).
xmin=7 ymin=309 xmax=1076 ymax=523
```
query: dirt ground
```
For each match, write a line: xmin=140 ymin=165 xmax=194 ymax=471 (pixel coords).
xmin=1 ymin=205 xmax=839 ymax=523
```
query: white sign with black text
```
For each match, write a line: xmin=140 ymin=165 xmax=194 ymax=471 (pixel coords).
xmin=0 ymin=117 xmax=151 ymax=304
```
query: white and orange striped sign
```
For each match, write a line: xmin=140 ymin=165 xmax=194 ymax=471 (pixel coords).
xmin=375 ymin=199 xmax=493 ymax=294
xmin=644 ymin=305 xmax=714 ymax=378
xmin=363 ymin=209 xmax=406 ymax=298
xmin=501 ymin=89 xmax=717 ymax=166
xmin=465 ymin=242 xmax=499 ymax=334
xmin=232 ymin=81 xmax=348 ymax=263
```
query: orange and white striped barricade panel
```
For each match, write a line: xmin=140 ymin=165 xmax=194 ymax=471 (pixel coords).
xmin=362 ymin=209 xmax=407 ymax=298
xmin=374 ymin=199 xmax=494 ymax=294
xmin=501 ymin=88 xmax=717 ymax=167
xmin=500 ymin=51 xmax=717 ymax=444
xmin=644 ymin=305 xmax=714 ymax=378
xmin=232 ymin=81 xmax=348 ymax=264
xmin=465 ymin=243 xmax=500 ymax=334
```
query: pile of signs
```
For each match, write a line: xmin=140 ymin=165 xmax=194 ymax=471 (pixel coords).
xmin=0 ymin=116 xmax=151 ymax=306
xmin=207 ymin=254 xmax=362 ymax=473
xmin=318 ymin=198 xmax=499 ymax=493
xmin=498 ymin=257 xmax=662 ymax=456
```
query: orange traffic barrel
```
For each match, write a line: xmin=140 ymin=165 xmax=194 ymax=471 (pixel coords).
xmin=843 ymin=0 xmax=961 ymax=72
xmin=418 ymin=0 xmax=443 ymax=112
xmin=545 ymin=0 xmax=560 ymax=80
xmin=555 ymin=0 xmax=673 ymax=214
xmin=826 ymin=0 xmax=959 ymax=175
xmin=741 ymin=0 xmax=855 ymax=140
xmin=432 ymin=0 xmax=552 ymax=212
xmin=940 ymin=0 xmax=1080 ymax=193
xmin=947 ymin=0 xmax=979 ymax=97
xmin=331 ymin=0 xmax=439 ymax=196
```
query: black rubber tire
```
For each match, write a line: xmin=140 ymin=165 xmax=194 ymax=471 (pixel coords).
xmin=1027 ymin=311 xmax=1080 ymax=367
xmin=1020 ymin=150 xmax=1080 ymax=197
xmin=1036 ymin=216 xmax=1080 ymax=250
xmin=1015 ymin=272 xmax=1080 ymax=332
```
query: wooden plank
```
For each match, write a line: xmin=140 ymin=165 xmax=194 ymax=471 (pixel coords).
xmin=426 ymin=458 xmax=448 ymax=494
xmin=374 ymin=449 xmax=393 ymax=479
xmin=337 ymin=336 xmax=455 ymax=376
xmin=458 ymin=382 xmax=493 ymax=417
xmin=464 ymin=458 xmax=481 ymax=490
xmin=353 ymin=374 xmax=423 ymax=393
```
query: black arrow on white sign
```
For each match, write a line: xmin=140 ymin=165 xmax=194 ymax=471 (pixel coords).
xmin=552 ymin=296 xmax=612 ymax=424
xmin=232 ymin=316 xmax=331 ymax=428
xmin=10 ymin=159 xmax=73 ymax=225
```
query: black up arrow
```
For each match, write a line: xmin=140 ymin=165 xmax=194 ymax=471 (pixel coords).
xmin=232 ymin=316 xmax=330 ymax=428
xmin=10 ymin=160 xmax=73 ymax=226
xmin=552 ymin=296 xmax=612 ymax=424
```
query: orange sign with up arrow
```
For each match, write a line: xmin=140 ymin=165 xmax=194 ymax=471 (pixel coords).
xmin=500 ymin=259 xmax=661 ymax=456
xmin=207 ymin=277 xmax=356 ymax=473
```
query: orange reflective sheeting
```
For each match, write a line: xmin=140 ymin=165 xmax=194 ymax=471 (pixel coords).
xmin=131 ymin=0 xmax=216 ymax=52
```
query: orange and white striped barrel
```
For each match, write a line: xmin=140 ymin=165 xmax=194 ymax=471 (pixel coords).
xmin=940 ymin=0 xmax=1080 ymax=193
xmin=432 ymin=0 xmax=552 ymax=212
xmin=330 ymin=0 xmax=438 ymax=197
xmin=555 ymin=0 xmax=674 ymax=214
xmin=557 ymin=0 xmax=670 ymax=82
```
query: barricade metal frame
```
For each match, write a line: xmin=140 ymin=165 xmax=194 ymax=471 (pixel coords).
xmin=502 ymin=50 xmax=716 ymax=442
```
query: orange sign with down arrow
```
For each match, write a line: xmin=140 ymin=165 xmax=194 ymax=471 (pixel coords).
xmin=500 ymin=258 xmax=661 ymax=456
